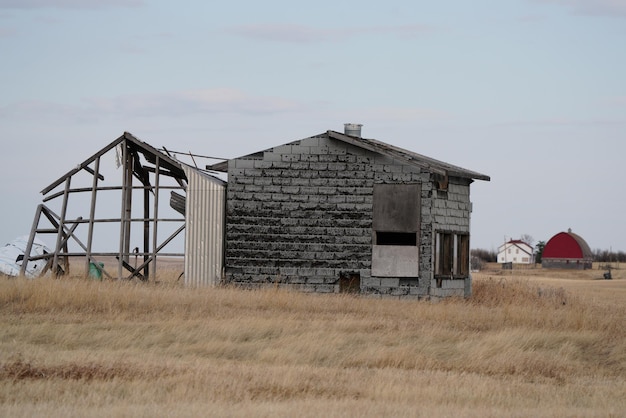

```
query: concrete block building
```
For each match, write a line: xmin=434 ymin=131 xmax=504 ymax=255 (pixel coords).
xmin=210 ymin=125 xmax=490 ymax=299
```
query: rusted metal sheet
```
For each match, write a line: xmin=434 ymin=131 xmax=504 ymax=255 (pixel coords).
xmin=182 ymin=166 xmax=226 ymax=286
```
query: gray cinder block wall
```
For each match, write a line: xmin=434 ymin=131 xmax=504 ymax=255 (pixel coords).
xmin=222 ymin=132 xmax=481 ymax=299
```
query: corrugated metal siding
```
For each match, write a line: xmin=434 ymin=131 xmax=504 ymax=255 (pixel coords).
xmin=182 ymin=166 xmax=226 ymax=286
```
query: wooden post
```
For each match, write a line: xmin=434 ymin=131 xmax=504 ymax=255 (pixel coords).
xmin=143 ymin=170 xmax=150 ymax=280
xmin=118 ymin=142 xmax=127 ymax=280
xmin=85 ymin=156 xmax=100 ymax=277
xmin=123 ymin=148 xmax=133 ymax=264
xmin=52 ymin=177 xmax=71 ymax=276
xmin=152 ymin=156 xmax=160 ymax=279
xmin=20 ymin=204 xmax=44 ymax=277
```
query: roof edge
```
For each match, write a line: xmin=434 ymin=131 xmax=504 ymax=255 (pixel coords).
xmin=327 ymin=130 xmax=490 ymax=181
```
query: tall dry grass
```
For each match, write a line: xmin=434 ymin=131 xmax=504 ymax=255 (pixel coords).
xmin=0 ymin=274 xmax=624 ymax=417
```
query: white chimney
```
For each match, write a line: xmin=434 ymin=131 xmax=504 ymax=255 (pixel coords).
xmin=344 ymin=123 xmax=362 ymax=138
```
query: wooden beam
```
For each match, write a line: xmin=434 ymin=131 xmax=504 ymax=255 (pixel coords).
xmin=115 ymin=256 xmax=146 ymax=281
xmin=85 ymin=156 xmax=100 ymax=277
xmin=41 ymin=134 xmax=126 ymax=195
xmin=82 ymin=166 xmax=104 ymax=181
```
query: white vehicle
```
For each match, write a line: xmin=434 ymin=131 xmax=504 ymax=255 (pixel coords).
xmin=0 ymin=236 xmax=51 ymax=278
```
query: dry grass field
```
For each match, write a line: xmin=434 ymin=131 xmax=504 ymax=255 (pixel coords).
xmin=1 ymin=263 xmax=624 ymax=417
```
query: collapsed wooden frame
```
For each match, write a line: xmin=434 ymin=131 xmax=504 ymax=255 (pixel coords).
xmin=20 ymin=132 xmax=188 ymax=281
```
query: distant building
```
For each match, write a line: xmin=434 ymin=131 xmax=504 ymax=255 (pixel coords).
xmin=542 ymin=229 xmax=593 ymax=269
xmin=497 ymin=240 xmax=534 ymax=264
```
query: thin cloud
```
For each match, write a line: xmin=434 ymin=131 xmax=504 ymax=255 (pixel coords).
xmin=489 ymin=116 xmax=625 ymax=128
xmin=517 ymin=14 xmax=545 ymax=23
xmin=0 ymin=0 xmax=143 ymax=10
xmin=228 ymin=23 xmax=432 ymax=44
xmin=86 ymin=89 xmax=311 ymax=117
xmin=354 ymin=106 xmax=451 ymax=122
xmin=0 ymin=27 xmax=16 ymax=38
xmin=532 ymin=0 xmax=626 ymax=17
xmin=611 ymin=96 xmax=626 ymax=106
xmin=118 ymin=43 xmax=147 ymax=55
xmin=0 ymin=89 xmax=312 ymax=122
xmin=0 ymin=100 xmax=80 ymax=123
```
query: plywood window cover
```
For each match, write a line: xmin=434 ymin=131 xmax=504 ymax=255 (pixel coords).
xmin=371 ymin=183 xmax=421 ymax=277
xmin=435 ymin=231 xmax=470 ymax=279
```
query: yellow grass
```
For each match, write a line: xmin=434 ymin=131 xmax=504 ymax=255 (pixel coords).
xmin=1 ymin=266 xmax=625 ymax=417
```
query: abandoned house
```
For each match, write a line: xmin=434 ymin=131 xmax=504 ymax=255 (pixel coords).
xmin=209 ymin=124 xmax=490 ymax=299
xmin=20 ymin=125 xmax=490 ymax=299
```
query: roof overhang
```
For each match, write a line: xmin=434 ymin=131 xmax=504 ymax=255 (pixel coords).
xmin=327 ymin=130 xmax=490 ymax=181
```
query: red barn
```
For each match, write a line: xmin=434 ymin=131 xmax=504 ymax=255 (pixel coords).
xmin=542 ymin=229 xmax=593 ymax=269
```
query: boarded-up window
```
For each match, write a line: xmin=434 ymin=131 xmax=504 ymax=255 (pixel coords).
xmin=372 ymin=184 xmax=421 ymax=235
xmin=371 ymin=184 xmax=420 ymax=277
xmin=435 ymin=232 xmax=470 ymax=278
xmin=458 ymin=234 xmax=469 ymax=276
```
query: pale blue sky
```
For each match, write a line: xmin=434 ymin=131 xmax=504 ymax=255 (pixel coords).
xmin=1 ymin=0 xmax=625 ymax=253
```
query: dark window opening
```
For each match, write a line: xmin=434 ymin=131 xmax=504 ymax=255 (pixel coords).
xmin=339 ymin=272 xmax=360 ymax=293
xmin=376 ymin=232 xmax=417 ymax=246
xmin=399 ymin=278 xmax=419 ymax=286
xmin=434 ymin=173 xmax=449 ymax=191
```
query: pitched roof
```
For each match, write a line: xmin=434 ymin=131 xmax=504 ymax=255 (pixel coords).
xmin=209 ymin=130 xmax=491 ymax=181
xmin=498 ymin=240 xmax=533 ymax=256
xmin=327 ymin=130 xmax=490 ymax=181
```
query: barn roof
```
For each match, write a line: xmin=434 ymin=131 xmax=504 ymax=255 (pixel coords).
xmin=543 ymin=230 xmax=593 ymax=260
xmin=208 ymin=130 xmax=490 ymax=182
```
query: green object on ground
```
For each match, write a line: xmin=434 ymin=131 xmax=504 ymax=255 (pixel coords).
xmin=89 ymin=262 xmax=104 ymax=279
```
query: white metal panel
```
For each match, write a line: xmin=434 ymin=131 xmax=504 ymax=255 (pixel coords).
xmin=0 ymin=236 xmax=51 ymax=278
xmin=182 ymin=166 xmax=226 ymax=286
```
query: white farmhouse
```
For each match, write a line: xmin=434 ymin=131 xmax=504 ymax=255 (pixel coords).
xmin=497 ymin=240 xmax=534 ymax=264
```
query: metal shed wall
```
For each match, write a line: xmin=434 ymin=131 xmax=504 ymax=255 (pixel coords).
xmin=183 ymin=166 xmax=226 ymax=286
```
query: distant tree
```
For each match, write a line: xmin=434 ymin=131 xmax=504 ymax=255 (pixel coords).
xmin=593 ymin=248 xmax=608 ymax=262
xmin=520 ymin=234 xmax=535 ymax=247
xmin=535 ymin=240 xmax=546 ymax=263
xmin=593 ymin=248 xmax=626 ymax=263
xmin=470 ymin=248 xmax=497 ymax=263
xmin=470 ymin=256 xmax=484 ymax=271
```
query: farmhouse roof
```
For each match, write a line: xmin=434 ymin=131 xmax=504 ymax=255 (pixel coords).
xmin=208 ymin=130 xmax=491 ymax=182
xmin=498 ymin=240 xmax=533 ymax=256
